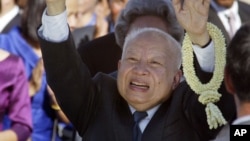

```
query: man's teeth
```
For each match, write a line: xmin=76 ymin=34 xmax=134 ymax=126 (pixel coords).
xmin=131 ymin=81 xmax=149 ymax=88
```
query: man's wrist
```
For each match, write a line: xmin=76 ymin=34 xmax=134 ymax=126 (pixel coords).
xmin=193 ymin=38 xmax=212 ymax=48
xmin=188 ymin=30 xmax=210 ymax=47
xmin=46 ymin=2 xmax=66 ymax=16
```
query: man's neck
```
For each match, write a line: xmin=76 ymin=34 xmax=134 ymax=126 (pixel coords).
xmin=237 ymin=102 xmax=250 ymax=118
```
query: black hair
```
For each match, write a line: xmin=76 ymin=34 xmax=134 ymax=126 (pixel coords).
xmin=21 ymin=0 xmax=46 ymax=47
xmin=226 ymin=22 xmax=250 ymax=102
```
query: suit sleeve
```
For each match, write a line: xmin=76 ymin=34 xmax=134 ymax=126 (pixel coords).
xmin=39 ymin=31 xmax=98 ymax=134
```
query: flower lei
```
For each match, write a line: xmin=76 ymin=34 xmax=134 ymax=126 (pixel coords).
xmin=182 ymin=22 xmax=227 ymax=129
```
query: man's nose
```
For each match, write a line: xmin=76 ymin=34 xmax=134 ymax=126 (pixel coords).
xmin=133 ymin=62 xmax=149 ymax=75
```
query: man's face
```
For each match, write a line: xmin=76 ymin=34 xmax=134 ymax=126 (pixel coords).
xmin=117 ymin=31 xmax=181 ymax=111
xmin=214 ymin=0 xmax=235 ymax=8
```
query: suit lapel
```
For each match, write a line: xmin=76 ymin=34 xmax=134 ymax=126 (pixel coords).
xmin=112 ymin=91 xmax=173 ymax=141
xmin=208 ymin=6 xmax=231 ymax=45
xmin=113 ymin=93 xmax=134 ymax=141
xmin=239 ymin=8 xmax=249 ymax=23
xmin=142 ymin=98 xmax=172 ymax=141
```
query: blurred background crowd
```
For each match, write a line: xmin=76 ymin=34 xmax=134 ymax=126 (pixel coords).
xmin=0 ymin=0 xmax=128 ymax=140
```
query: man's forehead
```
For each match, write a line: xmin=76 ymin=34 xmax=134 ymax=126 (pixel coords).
xmin=124 ymin=33 xmax=168 ymax=51
xmin=126 ymin=30 xmax=175 ymax=46
xmin=122 ymin=28 xmax=181 ymax=59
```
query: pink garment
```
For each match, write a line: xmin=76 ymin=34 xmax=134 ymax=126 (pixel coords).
xmin=0 ymin=54 xmax=32 ymax=140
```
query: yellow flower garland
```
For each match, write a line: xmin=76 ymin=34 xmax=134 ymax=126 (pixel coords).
xmin=182 ymin=22 xmax=227 ymax=129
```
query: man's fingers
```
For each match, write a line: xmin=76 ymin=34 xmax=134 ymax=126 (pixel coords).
xmin=204 ymin=0 xmax=211 ymax=9
xmin=172 ymin=0 xmax=181 ymax=5
xmin=172 ymin=0 xmax=183 ymax=13
xmin=192 ymin=0 xmax=211 ymax=9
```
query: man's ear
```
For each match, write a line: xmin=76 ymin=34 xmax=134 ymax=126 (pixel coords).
xmin=224 ymin=68 xmax=236 ymax=95
xmin=172 ymin=70 xmax=182 ymax=90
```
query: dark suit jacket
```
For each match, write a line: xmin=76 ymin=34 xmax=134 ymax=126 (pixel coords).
xmin=208 ymin=1 xmax=250 ymax=45
xmin=1 ymin=13 xmax=21 ymax=34
xmin=39 ymin=33 xmax=235 ymax=141
xmin=77 ymin=33 xmax=122 ymax=77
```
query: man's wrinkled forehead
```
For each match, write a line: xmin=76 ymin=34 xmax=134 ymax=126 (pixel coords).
xmin=123 ymin=27 xmax=179 ymax=52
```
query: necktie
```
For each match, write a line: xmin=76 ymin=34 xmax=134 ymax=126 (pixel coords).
xmin=133 ymin=111 xmax=148 ymax=141
xmin=226 ymin=11 xmax=236 ymax=39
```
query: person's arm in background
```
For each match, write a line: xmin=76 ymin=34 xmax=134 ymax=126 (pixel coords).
xmin=0 ymin=130 xmax=18 ymax=141
xmin=47 ymin=85 xmax=70 ymax=124
xmin=29 ymin=59 xmax=44 ymax=97
xmin=0 ymin=54 xmax=32 ymax=141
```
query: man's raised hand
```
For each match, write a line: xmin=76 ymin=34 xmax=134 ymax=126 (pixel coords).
xmin=172 ymin=0 xmax=211 ymax=47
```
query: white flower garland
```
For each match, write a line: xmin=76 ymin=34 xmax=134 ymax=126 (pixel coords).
xmin=182 ymin=22 xmax=227 ymax=129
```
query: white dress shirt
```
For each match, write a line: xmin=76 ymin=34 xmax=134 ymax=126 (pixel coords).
xmin=129 ymin=104 xmax=161 ymax=133
xmin=211 ymin=0 xmax=241 ymax=37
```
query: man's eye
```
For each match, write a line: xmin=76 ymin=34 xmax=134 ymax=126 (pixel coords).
xmin=150 ymin=61 xmax=162 ymax=66
xmin=128 ymin=57 xmax=137 ymax=62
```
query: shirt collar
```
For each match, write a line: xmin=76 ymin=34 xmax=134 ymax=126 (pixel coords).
xmin=129 ymin=104 xmax=161 ymax=120
xmin=233 ymin=115 xmax=250 ymax=125
xmin=211 ymin=0 xmax=239 ymax=15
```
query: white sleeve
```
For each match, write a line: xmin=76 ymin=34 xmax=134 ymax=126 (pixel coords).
xmin=192 ymin=41 xmax=215 ymax=73
xmin=37 ymin=8 xmax=69 ymax=42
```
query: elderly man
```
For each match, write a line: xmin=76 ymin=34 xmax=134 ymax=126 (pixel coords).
xmin=37 ymin=0 xmax=235 ymax=140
